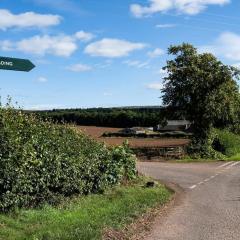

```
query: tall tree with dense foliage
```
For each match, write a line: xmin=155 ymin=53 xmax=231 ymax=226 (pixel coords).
xmin=161 ymin=43 xmax=240 ymax=153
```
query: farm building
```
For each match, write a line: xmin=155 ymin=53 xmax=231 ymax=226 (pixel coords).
xmin=154 ymin=120 xmax=191 ymax=132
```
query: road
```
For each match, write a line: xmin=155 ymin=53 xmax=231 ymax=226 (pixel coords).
xmin=138 ymin=161 xmax=240 ymax=240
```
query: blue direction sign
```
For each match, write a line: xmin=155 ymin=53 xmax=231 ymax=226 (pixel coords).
xmin=0 ymin=56 xmax=35 ymax=72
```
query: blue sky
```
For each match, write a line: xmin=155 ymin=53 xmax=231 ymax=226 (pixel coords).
xmin=0 ymin=0 xmax=240 ymax=109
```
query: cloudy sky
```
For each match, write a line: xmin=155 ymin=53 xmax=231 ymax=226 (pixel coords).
xmin=0 ymin=0 xmax=240 ymax=109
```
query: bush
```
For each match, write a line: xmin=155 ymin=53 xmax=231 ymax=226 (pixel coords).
xmin=187 ymin=129 xmax=225 ymax=159
xmin=0 ymin=106 xmax=136 ymax=212
xmin=187 ymin=128 xmax=240 ymax=159
xmin=213 ymin=129 xmax=240 ymax=157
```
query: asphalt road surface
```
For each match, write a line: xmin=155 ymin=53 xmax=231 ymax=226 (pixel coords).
xmin=138 ymin=161 xmax=240 ymax=240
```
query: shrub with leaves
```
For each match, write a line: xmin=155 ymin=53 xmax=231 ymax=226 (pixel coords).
xmin=0 ymin=106 xmax=136 ymax=212
xmin=187 ymin=129 xmax=225 ymax=159
xmin=107 ymin=141 xmax=137 ymax=185
xmin=213 ymin=129 xmax=240 ymax=157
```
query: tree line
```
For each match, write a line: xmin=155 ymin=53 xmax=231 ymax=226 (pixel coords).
xmin=31 ymin=107 xmax=183 ymax=128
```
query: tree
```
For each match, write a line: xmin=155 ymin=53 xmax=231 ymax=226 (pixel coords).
xmin=161 ymin=43 xmax=240 ymax=143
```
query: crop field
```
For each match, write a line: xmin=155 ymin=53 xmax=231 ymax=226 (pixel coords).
xmin=75 ymin=125 xmax=122 ymax=138
xmin=75 ymin=126 xmax=190 ymax=148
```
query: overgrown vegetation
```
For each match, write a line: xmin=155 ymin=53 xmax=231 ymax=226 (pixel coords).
xmin=213 ymin=129 xmax=240 ymax=158
xmin=183 ymin=129 xmax=240 ymax=160
xmin=0 ymin=105 xmax=137 ymax=212
xmin=0 ymin=179 xmax=171 ymax=240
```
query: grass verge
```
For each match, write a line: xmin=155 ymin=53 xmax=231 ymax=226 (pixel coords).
xmin=227 ymin=154 xmax=240 ymax=161
xmin=175 ymin=158 xmax=219 ymax=163
xmin=0 ymin=178 xmax=171 ymax=240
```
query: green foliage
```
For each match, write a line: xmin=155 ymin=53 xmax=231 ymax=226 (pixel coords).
xmin=228 ymin=154 xmax=240 ymax=161
xmin=0 ymin=179 xmax=171 ymax=240
xmin=213 ymin=129 xmax=240 ymax=157
xmin=0 ymin=106 xmax=137 ymax=212
xmin=187 ymin=129 xmax=225 ymax=159
xmin=188 ymin=128 xmax=240 ymax=159
xmin=31 ymin=106 xmax=183 ymax=128
xmin=162 ymin=43 xmax=240 ymax=141
xmin=109 ymin=141 xmax=137 ymax=182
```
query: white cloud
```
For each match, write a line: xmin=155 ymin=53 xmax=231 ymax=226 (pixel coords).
xmin=156 ymin=24 xmax=176 ymax=28
xmin=16 ymin=35 xmax=77 ymax=57
xmin=1 ymin=36 xmax=143 ymax=58
xmin=146 ymin=82 xmax=164 ymax=90
xmin=124 ymin=60 xmax=150 ymax=69
xmin=84 ymin=38 xmax=146 ymax=58
xmin=0 ymin=30 xmax=95 ymax=57
xmin=67 ymin=63 xmax=92 ymax=72
xmin=0 ymin=9 xmax=61 ymax=30
xmin=148 ymin=48 xmax=164 ymax=58
xmin=37 ymin=76 xmax=48 ymax=83
xmin=130 ymin=0 xmax=230 ymax=18
xmin=75 ymin=31 xmax=95 ymax=42
xmin=200 ymin=32 xmax=240 ymax=61
xmin=216 ymin=32 xmax=240 ymax=61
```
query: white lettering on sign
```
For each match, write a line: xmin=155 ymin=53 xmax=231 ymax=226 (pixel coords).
xmin=0 ymin=61 xmax=13 ymax=67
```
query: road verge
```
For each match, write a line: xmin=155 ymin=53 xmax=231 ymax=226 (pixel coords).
xmin=103 ymin=180 xmax=183 ymax=240
xmin=0 ymin=178 xmax=172 ymax=240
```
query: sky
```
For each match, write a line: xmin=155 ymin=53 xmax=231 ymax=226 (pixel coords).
xmin=0 ymin=0 xmax=240 ymax=109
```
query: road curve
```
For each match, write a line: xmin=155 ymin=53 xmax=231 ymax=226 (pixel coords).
xmin=138 ymin=161 xmax=240 ymax=240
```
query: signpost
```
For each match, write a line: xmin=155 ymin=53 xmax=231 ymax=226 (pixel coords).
xmin=0 ymin=56 xmax=35 ymax=72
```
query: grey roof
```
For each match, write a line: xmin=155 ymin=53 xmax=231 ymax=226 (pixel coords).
xmin=155 ymin=120 xmax=191 ymax=131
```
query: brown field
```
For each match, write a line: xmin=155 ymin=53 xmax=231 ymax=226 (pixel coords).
xmin=75 ymin=126 xmax=190 ymax=148
xmin=75 ymin=125 xmax=122 ymax=138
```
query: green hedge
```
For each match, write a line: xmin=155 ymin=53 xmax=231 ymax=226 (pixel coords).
xmin=0 ymin=107 xmax=136 ymax=212
xmin=213 ymin=129 xmax=240 ymax=157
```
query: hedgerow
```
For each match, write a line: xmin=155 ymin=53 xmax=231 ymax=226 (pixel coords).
xmin=0 ymin=106 xmax=137 ymax=212
xmin=187 ymin=129 xmax=225 ymax=159
xmin=213 ymin=129 xmax=240 ymax=157
xmin=188 ymin=128 xmax=240 ymax=159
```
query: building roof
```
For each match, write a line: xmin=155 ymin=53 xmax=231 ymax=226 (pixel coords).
xmin=155 ymin=120 xmax=192 ymax=131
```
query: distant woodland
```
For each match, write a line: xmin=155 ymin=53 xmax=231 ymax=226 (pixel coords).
xmin=31 ymin=106 xmax=183 ymax=128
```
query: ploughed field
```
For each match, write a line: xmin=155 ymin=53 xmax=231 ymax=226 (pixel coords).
xmin=75 ymin=126 xmax=190 ymax=148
